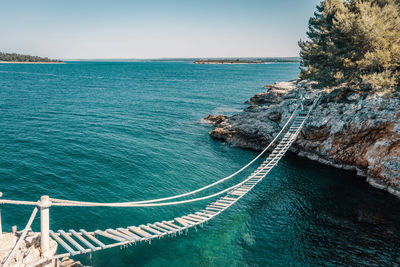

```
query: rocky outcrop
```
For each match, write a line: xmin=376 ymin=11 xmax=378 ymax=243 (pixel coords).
xmin=207 ymin=80 xmax=400 ymax=197
xmin=0 ymin=232 xmax=57 ymax=267
xmin=0 ymin=232 xmax=85 ymax=267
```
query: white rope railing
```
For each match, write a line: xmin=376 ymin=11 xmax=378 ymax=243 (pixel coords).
xmin=36 ymin=98 xmax=314 ymax=263
xmin=0 ymin=92 xmax=321 ymax=267
xmin=44 ymin=95 xmax=323 ymax=208
xmin=0 ymin=95 xmax=320 ymax=209
xmin=49 ymin=146 xmax=286 ymax=207
xmin=1 ymin=104 xmax=299 ymax=208
xmin=0 ymin=200 xmax=38 ymax=206
xmin=47 ymin=105 xmax=300 ymax=207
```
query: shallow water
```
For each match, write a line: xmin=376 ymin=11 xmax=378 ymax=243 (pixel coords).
xmin=0 ymin=61 xmax=399 ymax=266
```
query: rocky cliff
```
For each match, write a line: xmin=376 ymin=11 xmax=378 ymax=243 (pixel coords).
xmin=205 ymin=80 xmax=400 ymax=197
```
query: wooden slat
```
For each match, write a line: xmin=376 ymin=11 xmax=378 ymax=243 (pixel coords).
xmin=222 ymin=196 xmax=238 ymax=201
xmin=139 ymin=225 xmax=163 ymax=235
xmin=148 ymin=223 xmax=172 ymax=234
xmin=206 ymin=204 xmax=223 ymax=209
xmin=230 ymin=191 xmax=244 ymax=196
xmin=174 ymin=217 xmax=191 ymax=227
xmin=154 ymin=222 xmax=176 ymax=232
xmin=182 ymin=216 xmax=201 ymax=223
xmin=95 ymin=230 xmax=125 ymax=242
xmin=209 ymin=203 xmax=227 ymax=209
xmin=214 ymin=201 xmax=229 ymax=207
xmin=163 ymin=221 xmax=182 ymax=230
xmin=116 ymin=228 xmax=142 ymax=241
xmin=201 ymin=209 xmax=217 ymax=215
xmin=50 ymin=230 xmax=76 ymax=256
xmin=58 ymin=230 xmax=86 ymax=253
xmin=106 ymin=229 xmax=134 ymax=241
xmin=128 ymin=226 xmax=153 ymax=238
xmin=70 ymin=230 xmax=97 ymax=251
xmin=80 ymin=229 xmax=106 ymax=249
xmin=187 ymin=214 xmax=208 ymax=221
xmin=195 ymin=212 xmax=213 ymax=218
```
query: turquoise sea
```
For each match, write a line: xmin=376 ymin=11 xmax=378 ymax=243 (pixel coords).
xmin=0 ymin=61 xmax=399 ymax=266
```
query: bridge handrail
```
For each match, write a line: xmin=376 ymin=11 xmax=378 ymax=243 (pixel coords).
xmin=0 ymin=102 xmax=302 ymax=208
xmin=44 ymin=94 xmax=322 ymax=208
xmin=0 ymin=94 xmax=321 ymax=208
xmin=0 ymin=92 xmax=322 ymax=267
xmin=49 ymin=141 xmax=292 ymax=207
xmin=39 ymin=104 xmax=300 ymax=207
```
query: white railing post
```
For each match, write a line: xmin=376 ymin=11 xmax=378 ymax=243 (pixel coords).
xmin=40 ymin=195 xmax=51 ymax=258
xmin=0 ymin=192 xmax=3 ymax=236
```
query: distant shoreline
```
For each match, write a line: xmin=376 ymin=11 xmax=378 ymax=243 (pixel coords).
xmin=0 ymin=61 xmax=64 ymax=64
xmin=194 ymin=59 xmax=263 ymax=64
xmin=194 ymin=61 xmax=264 ymax=64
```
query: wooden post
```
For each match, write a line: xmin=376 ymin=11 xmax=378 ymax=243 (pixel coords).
xmin=40 ymin=195 xmax=51 ymax=258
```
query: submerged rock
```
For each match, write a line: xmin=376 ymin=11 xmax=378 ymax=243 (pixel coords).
xmin=206 ymin=80 xmax=400 ymax=197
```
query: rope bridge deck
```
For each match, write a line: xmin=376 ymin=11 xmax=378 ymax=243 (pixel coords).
xmin=0 ymin=94 xmax=320 ymax=267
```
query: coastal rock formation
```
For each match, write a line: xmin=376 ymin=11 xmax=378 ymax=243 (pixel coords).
xmin=0 ymin=232 xmax=57 ymax=267
xmin=0 ymin=232 xmax=85 ymax=267
xmin=206 ymin=80 xmax=400 ymax=197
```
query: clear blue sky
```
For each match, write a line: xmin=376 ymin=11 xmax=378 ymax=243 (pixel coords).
xmin=0 ymin=0 xmax=320 ymax=59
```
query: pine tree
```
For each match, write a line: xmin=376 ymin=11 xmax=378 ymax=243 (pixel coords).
xmin=299 ymin=0 xmax=400 ymax=94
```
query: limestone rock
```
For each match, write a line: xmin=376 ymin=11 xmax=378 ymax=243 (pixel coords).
xmin=60 ymin=257 xmax=85 ymax=267
xmin=203 ymin=114 xmax=227 ymax=126
xmin=206 ymin=79 xmax=400 ymax=197
xmin=0 ymin=232 xmax=57 ymax=267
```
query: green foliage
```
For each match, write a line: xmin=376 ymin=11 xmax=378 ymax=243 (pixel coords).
xmin=0 ymin=52 xmax=61 ymax=62
xmin=299 ymin=0 xmax=400 ymax=94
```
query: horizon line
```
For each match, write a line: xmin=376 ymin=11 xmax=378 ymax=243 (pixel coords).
xmin=62 ymin=56 xmax=300 ymax=61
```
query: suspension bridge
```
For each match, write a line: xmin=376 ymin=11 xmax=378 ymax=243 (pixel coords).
xmin=0 ymin=95 xmax=320 ymax=267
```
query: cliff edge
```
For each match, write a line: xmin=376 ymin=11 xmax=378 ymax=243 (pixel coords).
xmin=205 ymin=80 xmax=400 ymax=197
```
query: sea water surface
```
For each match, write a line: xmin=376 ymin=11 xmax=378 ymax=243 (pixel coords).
xmin=0 ymin=61 xmax=399 ymax=266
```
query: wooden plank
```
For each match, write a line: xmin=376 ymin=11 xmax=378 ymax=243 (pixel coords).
xmin=214 ymin=199 xmax=232 ymax=205
xmin=106 ymin=229 xmax=134 ymax=241
xmin=211 ymin=202 xmax=230 ymax=206
xmin=174 ymin=217 xmax=191 ymax=227
xmin=222 ymin=197 xmax=237 ymax=201
xmin=80 ymin=229 xmax=106 ymax=249
xmin=116 ymin=228 xmax=142 ymax=240
xmin=241 ymin=186 xmax=253 ymax=189
xmin=201 ymin=209 xmax=217 ymax=215
xmin=207 ymin=205 xmax=225 ymax=211
xmin=220 ymin=197 xmax=236 ymax=203
xmin=139 ymin=225 xmax=163 ymax=236
xmin=49 ymin=230 xmax=76 ymax=256
xmin=211 ymin=203 xmax=228 ymax=208
xmin=187 ymin=214 xmax=208 ymax=221
xmin=206 ymin=205 xmax=224 ymax=210
xmin=182 ymin=216 xmax=201 ymax=223
xmin=154 ymin=222 xmax=176 ymax=232
xmin=230 ymin=191 xmax=244 ymax=196
xmin=163 ymin=221 xmax=182 ymax=230
xmin=70 ymin=230 xmax=97 ymax=251
xmin=94 ymin=230 xmax=125 ymax=242
xmin=128 ymin=226 xmax=153 ymax=238
xmin=58 ymin=230 xmax=86 ymax=253
xmin=214 ymin=201 xmax=229 ymax=207
xmin=233 ymin=188 xmax=248 ymax=192
xmin=147 ymin=223 xmax=172 ymax=234
xmin=195 ymin=212 xmax=213 ymax=218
